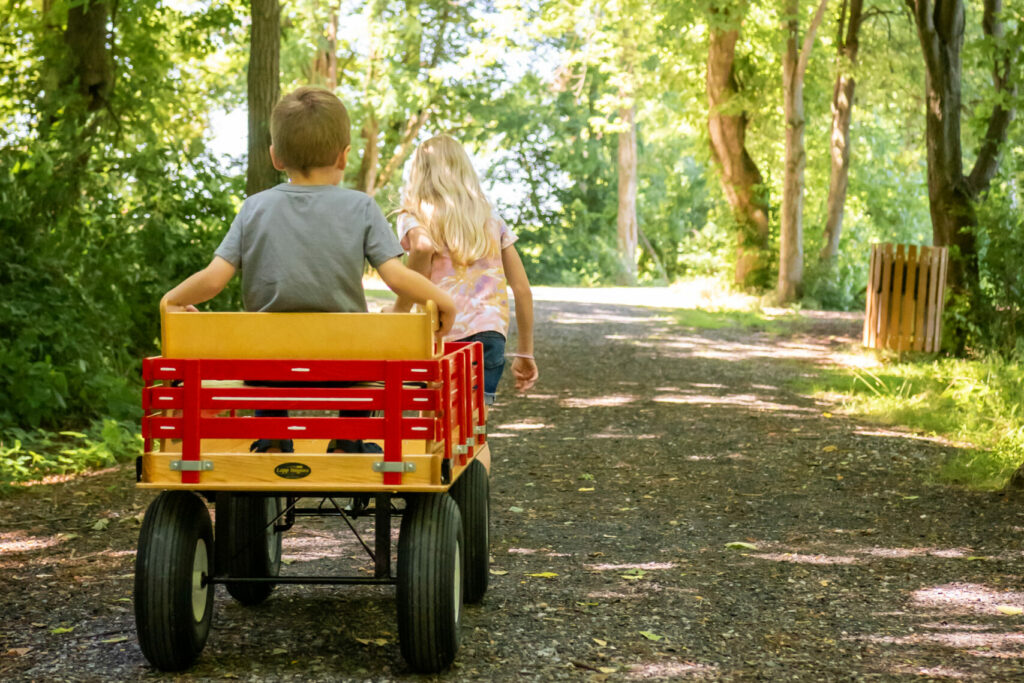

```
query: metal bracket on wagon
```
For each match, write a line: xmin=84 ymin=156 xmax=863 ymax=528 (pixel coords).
xmin=372 ymin=461 xmax=417 ymax=473
xmin=474 ymin=426 xmax=486 ymax=435
xmin=454 ymin=443 xmax=469 ymax=455
xmin=169 ymin=460 xmax=214 ymax=472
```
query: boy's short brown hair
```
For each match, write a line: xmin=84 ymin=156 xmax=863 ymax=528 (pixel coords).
xmin=270 ymin=87 xmax=351 ymax=174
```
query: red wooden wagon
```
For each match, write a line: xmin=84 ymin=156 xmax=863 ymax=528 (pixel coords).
xmin=133 ymin=302 xmax=490 ymax=673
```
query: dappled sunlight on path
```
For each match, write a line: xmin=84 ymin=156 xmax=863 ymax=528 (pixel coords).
xmin=485 ymin=294 xmax=1023 ymax=680
xmin=2 ymin=291 xmax=1019 ymax=681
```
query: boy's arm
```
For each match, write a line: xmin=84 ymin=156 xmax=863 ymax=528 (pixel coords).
xmin=376 ymin=257 xmax=455 ymax=339
xmin=393 ymin=227 xmax=435 ymax=313
xmin=502 ymin=244 xmax=538 ymax=392
xmin=161 ymin=256 xmax=236 ymax=312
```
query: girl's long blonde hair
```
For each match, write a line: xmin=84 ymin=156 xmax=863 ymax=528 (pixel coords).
xmin=401 ymin=135 xmax=498 ymax=265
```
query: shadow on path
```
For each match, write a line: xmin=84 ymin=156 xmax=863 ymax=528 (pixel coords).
xmin=1 ymin=297 xmax=1021 ymax=681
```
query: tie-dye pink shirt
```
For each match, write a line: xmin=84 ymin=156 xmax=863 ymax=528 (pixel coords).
xmin=397 ymin=212 xmax=518 ymax=342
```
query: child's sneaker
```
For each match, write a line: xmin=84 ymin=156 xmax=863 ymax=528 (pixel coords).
xmin=326 ymin=439 xmax=383 ymax=454
xmin=249 ymin=439 xmax=294 ymax=453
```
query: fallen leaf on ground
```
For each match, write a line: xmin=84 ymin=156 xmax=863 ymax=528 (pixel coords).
xmin=91 ymin=519 xmax=110 ymax=531
xmin=489 ymin=569 xmax=508 ymax=575
xmin=822 ymin=445 xmax=838 ymax=452
xmin=100 ymin=636 xmax=129 ymax=644
xmin=725 ymin=542 xmax=758 ymax=551
xmin=355 ymin=637 xmax=389 ymax=646
xmin=527 ymin=572 xmax=558 ymax=578
xmin=996 ymin=606 xmax=1023 ymax=616
xmin=6 ymin=648 xmax=31 ymax=656
xmin=51 ymin=626 xmax=75 ymax=634
xmin=593 ymin=638 xmax=607 ymax=647
xmin=639 ymin=631 xmax=664 ymax=641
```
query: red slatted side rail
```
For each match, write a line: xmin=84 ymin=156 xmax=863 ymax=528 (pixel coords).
xmin=441 ymin=356 xmax=453 ymax=465
xmin=141 ymin=351 xmax=481 ymax=487
xmin=458 ymin=348 xmax=471 ymax=465
xmin=471 ymin=342 xmax=486 ymax=445
xmin=382 ymin=361 xmax=404 ymax=486
xmin=181 ymin=361 xmax=201 ymax=485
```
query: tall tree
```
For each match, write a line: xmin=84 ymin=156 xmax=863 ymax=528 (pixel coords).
xmin=706 ymin=2 xmax=771 ymax=289
xmin=63 ymin=0 xmax=111 ymax=113
xmin=348 ymin=0 xmax=465 ymax=196
xmin=247 ymin=0 xmax=282 ymax=196
xmin=311 ymin=1 xmax=340 ymax=91
xmin=777 ymin=0 xmax=829 ymax=303
xmin=819 ymin=0 xmax=863 ymax=266
xmin=904 ymin=0 xmax=1017 ymax=296
xmin=617 ymin=103 xmax=639 ymax=284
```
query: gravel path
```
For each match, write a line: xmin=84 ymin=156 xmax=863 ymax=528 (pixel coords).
xmin=1 ymin=296 xmax=1022 ymax=681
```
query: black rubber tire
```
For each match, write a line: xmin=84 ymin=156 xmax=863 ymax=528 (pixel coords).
xmin=134 ymin=491 xmax=214 ymax=672
xmin=397 ymin=493 xmax=463 ymax=673
xmin=217 ymin=494 xmax=283 ymax=605
xmin=448 ymin=459 xmax=489 ymax=603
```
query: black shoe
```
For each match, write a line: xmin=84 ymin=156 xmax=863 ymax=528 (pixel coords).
xmin=250 ymin=439 xmax=294 ymax=453
xmin=327 ymin=439 xmax=383 ymax=454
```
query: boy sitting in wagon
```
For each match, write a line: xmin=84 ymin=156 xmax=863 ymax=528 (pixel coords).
xmin=161 ymin=86 xmax=455 ymax=452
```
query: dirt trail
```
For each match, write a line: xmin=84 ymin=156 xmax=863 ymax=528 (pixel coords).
xmin=2 ymin=296 xmax=1022 ymax=682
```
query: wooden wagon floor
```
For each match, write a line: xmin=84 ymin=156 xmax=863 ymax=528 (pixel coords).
xmin=1 ymin=290 xmax=1022 ymax=681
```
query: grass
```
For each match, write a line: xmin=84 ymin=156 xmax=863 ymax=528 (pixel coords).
xmin=0 ymin=419 xmax=142 ymax=490
xmin=668 ymin=306 xmax=810 ymax=333
xmin=801 ymin=355 xmax=1024 ymax=490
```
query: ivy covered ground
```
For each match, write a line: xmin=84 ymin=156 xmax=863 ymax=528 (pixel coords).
xmin=2 ymin=293 xmax=1022 ymax=681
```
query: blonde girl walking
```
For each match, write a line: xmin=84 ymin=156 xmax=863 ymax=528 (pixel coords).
xmin=393 ymin=135 xmax=538 ymax=404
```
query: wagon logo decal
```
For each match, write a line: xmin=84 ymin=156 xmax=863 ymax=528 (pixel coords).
xmin=274 ymin=462 xmax=311 ymax=479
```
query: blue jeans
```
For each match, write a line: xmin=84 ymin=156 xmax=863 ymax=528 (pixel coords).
xmin=459 ymin=331 xmax=505 ymax=405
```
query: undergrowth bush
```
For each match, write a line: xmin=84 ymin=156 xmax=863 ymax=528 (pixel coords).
xmin=809 ymin=355 xmax=1024 ymax=489
xmin=968 ymin=161 xmax=1024 ymax=356
xmin=0 ymin=419 xmax=141 ymax=488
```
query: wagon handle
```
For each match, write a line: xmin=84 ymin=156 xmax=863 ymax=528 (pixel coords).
xmin=425 ymin=299 xmax=443 ymax=358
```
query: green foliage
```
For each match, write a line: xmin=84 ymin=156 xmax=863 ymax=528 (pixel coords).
xmin=965 ymin=145 xmax=1024 ymax=356
xmin=0 ymin=419 xmax=141 ymax=488
xmin=668 ymin=306 xmax=806 ymax=333
xmin=804 ymin=356 xmax=1024 ymax=489
xmin=0 ymin=1 xmax=243 ymax=431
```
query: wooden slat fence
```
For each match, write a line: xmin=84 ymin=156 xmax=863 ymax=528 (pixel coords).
xmin=863 ymin=243 xmax=948 ymax=353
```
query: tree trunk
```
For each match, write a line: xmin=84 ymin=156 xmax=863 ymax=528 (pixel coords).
xmin=374 ymin=109 xmax=430 ymax=195
xmin=616 ymin=106 xmax=639 ymax=285
xmin=706 ymin=10 xmax=771 ymax=290
xmin=777 ymin=0 xmax=829 ymax=304
xmin=819 ymin=0 xmax=863 ymax=265
xmin=64 ymin=1 xmax=111 ymax=112
xmin=356 ymin=114 xmax=379 ymax=194
xmin=312 ymin=3 xmax=339 ymax=90
xmin=905 ymin=0 xmax=1016 ymax=349
xmin=246 ymin=0 xmax=282 ymax=196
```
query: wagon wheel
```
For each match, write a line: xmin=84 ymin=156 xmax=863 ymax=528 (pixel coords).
xmin=216 ymin=494 xmax=284 ymax=605
xmin=397 ymin=493 xmax=463 ymax=673
xmin=448 ymin=459 xmax=489 ymax=603
xmin=134 ymin=491 xmax=214 ymax=672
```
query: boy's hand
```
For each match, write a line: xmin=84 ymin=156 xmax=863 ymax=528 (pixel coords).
xmin=436 ymin=296 xmax=456 ymax=340
xmin=512 ymin=356 xmax=538 ymax=392
xmin=165 ymin=303 xmax=200 ymax=313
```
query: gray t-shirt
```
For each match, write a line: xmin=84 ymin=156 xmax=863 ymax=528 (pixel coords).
xmin=215 ymin=184 xmax=403 ymax=312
